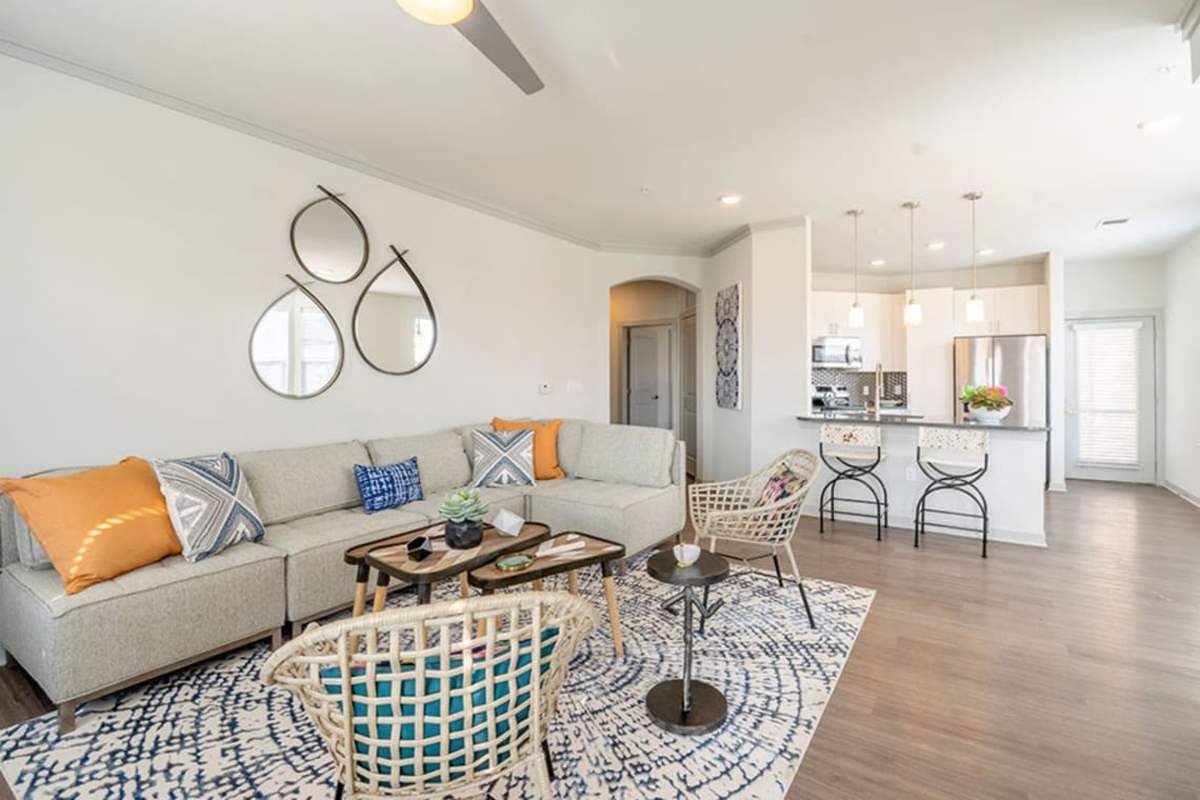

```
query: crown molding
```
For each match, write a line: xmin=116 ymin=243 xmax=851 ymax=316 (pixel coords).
xmin=1181 ymin=0 xmax=1200 ymax=36
xmin=705 ymin=225 xmax=752 ymax=256
xmin=0 ymin=38 xmax=724 ymax=258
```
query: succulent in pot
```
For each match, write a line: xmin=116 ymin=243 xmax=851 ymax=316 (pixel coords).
xmin=439 ymin=489 xmax=489 ymax=549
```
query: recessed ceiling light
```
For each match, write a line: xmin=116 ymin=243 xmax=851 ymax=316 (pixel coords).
xmin=926 ymin=241 xmax=946 ymax=251
xmin=976 ymin=247 xmax=996 ymax=256
xmin=1096 ymin=217 xmax=1131 ymax=228
xmin=395 ymin=0 xmax=474 ymax=26
xmin=1137 ymin=116 xmax=1179 ymax=133
xmin=718 ymin=194 xmax=742 ymax=206
xmin=870 ymin=258 xmax=887 ymax=267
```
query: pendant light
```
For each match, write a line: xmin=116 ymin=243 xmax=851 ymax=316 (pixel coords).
xmin=901 ymin=201 xmax=923 ymax=326
xmin=847 ymin=209 xmax=865 ymax=328
xmin=963 ymin=192 xmax=986 ymax=323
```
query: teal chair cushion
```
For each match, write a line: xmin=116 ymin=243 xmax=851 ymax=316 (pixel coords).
xmin=320 ymin=628 xmax=559 ymax=786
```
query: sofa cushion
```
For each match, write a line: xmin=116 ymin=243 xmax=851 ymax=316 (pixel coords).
xmin=0 ymin=542 xmax=285 ymax=702
xmin=528 ymin=479 xmax=683 ymax=557
xmin=556 ymin=420 xmax=586 ymax=477
xmin=401 ymin=486 xmax=526 ymax=524
xmin=238 ymin=441 xmax=369 ymax=525
xmin=366 ymin=433 xmax=469 ymax=494
xmin=263 ymin=507 xmax=431 ymax=623
xmin=493 ymin=418 xmax=565 ymax=480
xmin=470 ymin=429 xmax=536 ymax=488
xmin=354 ymin=459 xmax=424 ymax=514
xmin=151 ymin=453 xmax=266 ymax=562
xmin=573 ymin=424 xmax=674 ymax=488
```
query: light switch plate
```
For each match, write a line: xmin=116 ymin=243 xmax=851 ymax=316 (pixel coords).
xmin=538 ymin=382 xmax=551 ymax=395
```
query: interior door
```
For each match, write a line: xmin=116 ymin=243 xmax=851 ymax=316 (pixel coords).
xmin=680 ymin=311 xmax=698 ymax=476
xmin=1066 ymin=318 xmax=1155 ymax=483
xmin=627 ymin=325 xmax=672 ymax=430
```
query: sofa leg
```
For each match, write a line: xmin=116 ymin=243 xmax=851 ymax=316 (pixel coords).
xmin=57 ymin=702 xmax=76 ymax=734
xmin=0 ymin=644 xmax=8 ymax=668
xmin=271 ymin=629 xmax=283 ymax=650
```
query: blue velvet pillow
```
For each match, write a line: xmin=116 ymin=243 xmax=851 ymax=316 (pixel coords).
xmin=354 ymin=458 xmax=424 ymax=514
xmin=319 ymin=629 xmax=559 ymax=787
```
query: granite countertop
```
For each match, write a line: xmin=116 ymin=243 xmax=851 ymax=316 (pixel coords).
xmin=797 ymin=411 xmax=1049 ymax=432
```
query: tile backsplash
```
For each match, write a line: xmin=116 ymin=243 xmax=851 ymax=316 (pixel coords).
xmin=812 ymin=368 xmax=908 ymax=406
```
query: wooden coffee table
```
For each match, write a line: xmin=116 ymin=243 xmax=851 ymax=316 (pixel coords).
xmin=343 ymin=521 xmax=442 ymax=619
xmin=364 ymin=521 xmax=552 ymax=605
xmin=468 ymin=532 xmax=627 ymax=658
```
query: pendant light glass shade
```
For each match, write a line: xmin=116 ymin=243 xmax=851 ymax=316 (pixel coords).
xmin=904 ymin=297 xmax=923 ymax=326
xmin=846 ymin=209 xmax=865 ymax=328
xmin=848 ymin=302 xmax=865 ymax=328
xmin=965 ymin=294 xmax=985 ymax=322
xmin=396 ymin=0 xmax=474 ymax=25
xmin=901 ymin=201 xmax=921 ymax=327
xmin=963 ymin=191 xmax=986 ymax=325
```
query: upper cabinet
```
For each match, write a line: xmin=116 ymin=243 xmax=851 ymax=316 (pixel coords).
xmin=811 ymin=291 xmax=902 ymax=370
xmin=953 ymin=285 xmax=1045 ymax=336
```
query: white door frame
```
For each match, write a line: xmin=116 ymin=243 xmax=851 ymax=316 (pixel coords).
xmin=618 ymin=318 xmax=681 ymax=440
xmin=679 ymin=305 xmax=700 ymax=478
xmin=1064 ymin=312 xmax=1160 ymax=484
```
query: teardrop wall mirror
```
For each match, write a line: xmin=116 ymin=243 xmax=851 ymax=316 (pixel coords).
xmin=353 ymin=245 xmax=438 ymax=375
xmin=249 ymin=275 xmax=345 ymax=398
xmin=289 ymin=185 xmax=369 ymax=284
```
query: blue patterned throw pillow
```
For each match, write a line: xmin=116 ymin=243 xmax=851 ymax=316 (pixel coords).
xmin=471 ymin=429 xmax=535 ymax=487
xmin=355 ymin=458 xmax=424 ymax=514
xmin=150 ymin=453 xmax=265 ymax=562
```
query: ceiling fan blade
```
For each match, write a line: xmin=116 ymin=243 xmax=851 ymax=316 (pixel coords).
xmin=454 ymin=0 xmax=544 ymax=95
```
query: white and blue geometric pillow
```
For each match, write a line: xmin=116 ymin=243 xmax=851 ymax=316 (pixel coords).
xmin=471 ymin=429 xmax=535 ymax=488
xmin=150 ymin=453 xmax=265 ymax=562
xmin=354 ymin=458 xmax=424 ymax=514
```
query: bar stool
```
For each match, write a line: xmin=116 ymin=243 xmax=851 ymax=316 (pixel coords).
xmin=913 ymin=427 xmax=990 ymax=558
xmin=817 ymin=424 xmax=889 ymax=540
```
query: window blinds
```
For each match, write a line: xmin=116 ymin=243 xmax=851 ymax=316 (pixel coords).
xmin=1074 ymin=322 xmax=1140 ymax=467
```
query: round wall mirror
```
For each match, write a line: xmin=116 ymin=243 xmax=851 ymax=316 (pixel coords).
xmin=353 ymin=245 xmax=437 ymax=375
xmin=289 ymin=185 xmax=369 ymax=283
xmin=250 ymin=276 xmax=344 ymax=398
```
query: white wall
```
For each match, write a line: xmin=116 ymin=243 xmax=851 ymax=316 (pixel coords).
xmin=1045 ymin=251 xmax=1068 ymax=491
xmin=1164 ymin=231 xmax=1200 ymax=504
xmin=0 ymin=55 xmax=702 ymax=475
xmin=1064 ymin=258 xmax=1164 ymax=314
xmin=699 ymin=237 xmax=754 ymax=481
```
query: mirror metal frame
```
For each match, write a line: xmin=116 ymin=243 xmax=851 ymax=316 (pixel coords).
xmin=352 ymin=244 xmax=438 ymax=376
xmin=289 ymin=185 xmax=370 ymax=285
xmin=248 ymin=274 xmax=345 ymax=399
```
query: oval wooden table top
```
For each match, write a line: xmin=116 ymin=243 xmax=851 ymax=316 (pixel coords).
xmin=364 ymin=521 xmax=552 ymax=585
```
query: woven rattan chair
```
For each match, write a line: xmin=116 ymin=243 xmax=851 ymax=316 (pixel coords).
xmin=261 ymin=592 xmax=598 ymax=799
xmin=688 ymin=449 xmax=821 ymax=628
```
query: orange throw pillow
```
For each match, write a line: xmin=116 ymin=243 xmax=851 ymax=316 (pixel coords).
xmin=492 ymin=418 xmax=565 ymax=480
xmin=0 ymin=458 xmax=182 ymax=594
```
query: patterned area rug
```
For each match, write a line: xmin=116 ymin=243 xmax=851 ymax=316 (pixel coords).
xmin=0 ymin=557 xmax=873 ymax=799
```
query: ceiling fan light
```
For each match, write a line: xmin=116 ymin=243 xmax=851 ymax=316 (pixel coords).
xmin=396 ymin=0 xmax=474 ymax=26
xmin=965 ymin=294 xmax=986 ymax=323
xmin=848 ymin=302 xmax=865 ymax=329
xmin=904 ymin=299 xmax=923 ymax=327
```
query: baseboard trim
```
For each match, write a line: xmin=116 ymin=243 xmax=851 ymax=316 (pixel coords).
xmin=1048 ymin=481 xmax=1068 ymax=493
xmin=800 ymin=505 xmax=1047 ymax=548
xmin=1164 ymin=481 xmax=1200 ymax=510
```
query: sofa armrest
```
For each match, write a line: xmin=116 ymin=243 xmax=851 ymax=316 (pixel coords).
xmin=671 ymin=441 xmax=686 ymax=487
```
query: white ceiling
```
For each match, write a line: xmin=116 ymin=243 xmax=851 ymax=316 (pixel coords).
xmin=2 ymin=0 xmax=1199 ymax=271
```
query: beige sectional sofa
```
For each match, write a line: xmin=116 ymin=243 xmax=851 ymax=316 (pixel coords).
xmin=0 ymin=420 xmax=684 ymax=731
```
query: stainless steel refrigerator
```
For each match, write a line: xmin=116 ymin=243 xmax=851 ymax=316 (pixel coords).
xmin=953 ymin=335 xmax=1048 ymax=429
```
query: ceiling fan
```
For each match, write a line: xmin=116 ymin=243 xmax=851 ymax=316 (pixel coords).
xmin=396 ymin=0 xmax=544 ymax=95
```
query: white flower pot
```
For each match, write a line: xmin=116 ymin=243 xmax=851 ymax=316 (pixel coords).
xmin=967 ymin=406 xmax=1011 ymax=424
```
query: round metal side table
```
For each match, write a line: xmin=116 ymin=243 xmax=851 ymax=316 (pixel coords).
xmin=645 ymin=549 xmax=730 ymax=735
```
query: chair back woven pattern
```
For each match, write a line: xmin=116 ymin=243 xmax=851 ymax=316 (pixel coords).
xmin=918 ymin=427 xmax=989 ymax=454
xmin=819 ymin=424 xmax=881 ymax=448
xmin=689 ymin=449 xmax=820 ymax=546
xmin=261 ymin=593 xmax=597 ymax=798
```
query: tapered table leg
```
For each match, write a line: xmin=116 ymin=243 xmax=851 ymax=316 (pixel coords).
xmin=567 ymin=570 xmax=579 ymax=595
xmin=602 ymin=570 xmax=625 ymax=658
xmin=459 ymin=572 xmax=470 ymax=599
xmin=372 ymin=572 xmax=390 ymax=613
xmin=352 ymin=564 xmax=369 ymax=618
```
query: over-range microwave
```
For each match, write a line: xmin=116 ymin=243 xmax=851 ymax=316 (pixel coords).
xmin=812 ymin=336 xmax=863 ymax=369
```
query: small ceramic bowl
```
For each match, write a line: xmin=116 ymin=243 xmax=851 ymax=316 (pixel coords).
xmin=673 ymin=543 xmax=701 ymax=568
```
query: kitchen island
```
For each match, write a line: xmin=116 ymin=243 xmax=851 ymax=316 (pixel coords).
xmin=795 ymin=412 xmax=1049 ymax=547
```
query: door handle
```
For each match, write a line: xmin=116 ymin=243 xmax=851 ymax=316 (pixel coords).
xmin=652 ymin=395 xmax=660 ymax=400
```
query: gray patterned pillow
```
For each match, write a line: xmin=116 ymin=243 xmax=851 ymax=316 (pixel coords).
xmin=151 ymin=453 xmax=265 ymax=562
xmin=471 ymin=429 xmax=535 ymax=487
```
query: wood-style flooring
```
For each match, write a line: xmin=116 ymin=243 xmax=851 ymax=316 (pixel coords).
xmin=1 ymin=480 xmax=1197 ymax=799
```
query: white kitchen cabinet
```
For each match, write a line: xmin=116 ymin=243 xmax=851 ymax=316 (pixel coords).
xmin=811 ymin=291 xmax=901 ymax=370
xmin=993 ymin=285 xmax=1043 ymax=335
xmin=810 ymin=291 xmax=853 ymax=337
xmin=953 ymin=285 xmax=1045 ymax=336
